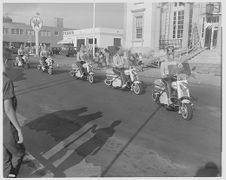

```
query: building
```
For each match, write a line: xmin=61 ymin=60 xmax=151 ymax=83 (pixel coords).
xmin=124 ymin=2 xmax=221 ymax=52
xmin=58 ymin=28 xmax=123 ymax=50
xmin=3 ymin=17 xmax=69 ymax=48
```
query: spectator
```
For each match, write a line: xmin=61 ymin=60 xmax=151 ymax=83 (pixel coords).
xmin=3 ymin=47 xmax=26 ymax=178
xmin=104 ymin=48 xmax=110 ymax=67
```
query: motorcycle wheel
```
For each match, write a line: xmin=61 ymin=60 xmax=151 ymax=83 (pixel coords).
xmin=152 ymin=90 xmax=160 ymax=103
xmin=70 ymin=71 xmax=75 ymax=77
xmin=88 ymin=75 xmax=94 ymax=84
xmin=104 ymin=79 xmax=112 ymax=86
xmin=48 ymin=68 xmax=53 ymax=75
xmin=133 ymin=83 xmax=143 ymax=95
xmin=181 ymin=103 xmax=193 ymax=120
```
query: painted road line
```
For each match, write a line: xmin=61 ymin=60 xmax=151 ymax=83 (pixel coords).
xmin=52 ymin=132 xmax=94 ymax=168
xmin=42 ymin=123 xmax=96 ymax=160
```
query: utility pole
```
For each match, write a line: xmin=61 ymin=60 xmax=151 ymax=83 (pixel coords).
xmin=93 ymin=3 xmax=96 ymax=58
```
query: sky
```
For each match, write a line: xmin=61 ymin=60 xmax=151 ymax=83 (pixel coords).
xmin=3 ymin=3 xmax=124 ymax=29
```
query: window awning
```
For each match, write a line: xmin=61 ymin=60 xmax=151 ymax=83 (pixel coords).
xmin=57 ymin=39 xmax=73 ymax=44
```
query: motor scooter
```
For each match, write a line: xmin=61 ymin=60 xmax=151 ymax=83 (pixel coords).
xmin=37 ymin=56 xmax=54 ymax=75
xmin=14 ymin=55 xmax=30 ymax=69
xmin=70 ymin=62 xmax=95 ymax=83
xmin=104 ymin=66 xmax=143 ymax=95
xmin=152 ymin=63 xmax=195 ymax=120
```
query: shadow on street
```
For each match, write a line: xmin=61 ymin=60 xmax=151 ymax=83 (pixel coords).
xmin=22 ymin=107 xmax=104 ymax=177
xmin=195 ymin=162 xmax=221 ymax=177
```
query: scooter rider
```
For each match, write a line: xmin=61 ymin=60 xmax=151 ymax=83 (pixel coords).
xmin=17 ymin=45 xmax=24 ymax=63
xmin=40 ymin=44 xmax=49 ymax=67
xmin=112 ymin=48 xmax=127 ymax=88
xmin=75 ymin=45 xmax=87 ymax=76
xmin=160 ymin=46 xmax=178 ymax=105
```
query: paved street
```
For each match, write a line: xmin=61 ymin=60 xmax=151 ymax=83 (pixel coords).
xmin=8 ymin=61 xmax=221 ymax=177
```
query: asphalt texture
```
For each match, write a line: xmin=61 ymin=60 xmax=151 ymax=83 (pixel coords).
xmin=7 ymin=61 xmax=222 ymax=177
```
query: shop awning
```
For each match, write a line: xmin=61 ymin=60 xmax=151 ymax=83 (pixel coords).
xmin=57 ymin=39 xmax=73 ymax=44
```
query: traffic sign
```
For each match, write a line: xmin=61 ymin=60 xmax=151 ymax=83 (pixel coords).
xmin=30 ymin=16 xmax=43 ymax=31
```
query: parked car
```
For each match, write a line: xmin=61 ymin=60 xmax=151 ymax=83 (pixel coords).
xmin=51 ymin=47 xmax=62 ymax=55
xmin=59 ymin=47 xmax=77 ymax=57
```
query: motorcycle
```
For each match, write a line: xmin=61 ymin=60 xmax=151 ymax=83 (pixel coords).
xmin=104 ymin=66 xmax=143 ymax=95
xmin=37 ymin=56 xmax=54 ymax=75
xmin=152 ymin=64 xmax=194 ymax=120
xmin=69 ymin=62 xmax=95 ymax=83
xmin=14 ymin=55 xmax=30 ymax=69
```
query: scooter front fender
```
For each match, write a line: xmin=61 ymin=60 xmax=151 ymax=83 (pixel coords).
xmin=133 ymin=80 xmax=142 ymax=85
xmin=89 ymin=72 xmax=94 ymax=76
xmin=181 ymin=99 xmax=191 ymax=104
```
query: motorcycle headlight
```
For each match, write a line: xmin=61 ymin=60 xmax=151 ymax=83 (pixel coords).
xmin=180 ymin=82 xmax=188 ymax=91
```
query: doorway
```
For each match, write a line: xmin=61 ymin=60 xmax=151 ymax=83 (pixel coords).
xmin=204 ymin=27 xmax=212 ymax=49
xmin=77 ymin=39 xmax=85 ymax=51
xmin=212 ymin=30 xmax=218 ymax=47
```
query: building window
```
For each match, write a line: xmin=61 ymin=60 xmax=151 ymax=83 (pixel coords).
xmin=3 ymin=28 xmax=9 ymax=34
xmin=202 ymin=17 xmax=205 ymax=38
xmin=173 ymin=12 xmax=177 ymax=38
xmin=88 ymin=38 xmax=97 ymax=44
xmin=20 ymin=29 xmax=23 ymax=35
xmin=135 ymin=15 xmax=143 ymax=39
xmin=114 ymin=38 xmax=121 ymax=47
xmin=206 ymin=15 xmax=219 ymax=23
xmin=47 ymin=31 xmax=51 ymax=37
xmin=16 ymin=29 xmax=20 ymax=34
xmin=177 ymin=10 xmax=184 ymax=38
xmin=179 ymin=2 xmax=185 ymax=6
xmin=27 ymin=29 xmax=34 ymax=35
xmin=173 ymin=10 xmax=184 ymax=39
xmin=55 ymin=31 xmax=59 ymax=36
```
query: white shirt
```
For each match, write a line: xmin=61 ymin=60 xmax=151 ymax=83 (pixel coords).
xmin=112 ymin=54 xmax=124 ymax=68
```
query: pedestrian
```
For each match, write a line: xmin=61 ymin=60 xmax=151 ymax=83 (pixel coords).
xmin=104 ymin=48 xmax=110 ymax=67
xmin=3 ymin=47 xmax=26 ymax=178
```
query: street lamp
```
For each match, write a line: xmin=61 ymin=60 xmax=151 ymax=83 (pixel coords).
xmin=30 ymin=13 xmax=42 ymax=56
xmin=93 ymin=3 xmax=96 ymax=58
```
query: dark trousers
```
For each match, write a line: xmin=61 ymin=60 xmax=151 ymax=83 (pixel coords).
xmin=113 ymin=67 xmax=126 ymax=85
xmin=162 ymin=76 xmax=173 ymax=99
xmin=76 ymin=61 xmax=86 ymax=74
xmin=41 ymin=57 xmax=47 ymax=66
xmin=3 ymin=125 xmax=25 ymax=177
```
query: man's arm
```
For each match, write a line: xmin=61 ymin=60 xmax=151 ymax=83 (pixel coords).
xmin=4 ymin=99 xmax=23 ymax=143
xmin=160 ymin=62 xmax=167 ymax=78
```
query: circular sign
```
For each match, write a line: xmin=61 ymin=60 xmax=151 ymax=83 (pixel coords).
xmin=30 ymin=16 xmax=43 ymax=31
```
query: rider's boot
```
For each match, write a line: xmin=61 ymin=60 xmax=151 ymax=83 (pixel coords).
xmin=122 ymin=81 xmax=128 ymax=88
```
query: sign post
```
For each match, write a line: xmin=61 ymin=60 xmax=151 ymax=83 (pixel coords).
xmin=30 ymin=15 xmax=42 ymax=56
xmin=92 ymin=3 xmax=96 ymax=58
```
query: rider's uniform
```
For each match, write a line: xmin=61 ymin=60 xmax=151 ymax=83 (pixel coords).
xmin=17 ymin=48 xmax=24 ymax=60
xmin=40 ymin=50 xmax=48 ymax=65
xmin=160 ymin=60 xmax=178 ymax=101
xmin=112 ymin=54 xmax=127 ymax=86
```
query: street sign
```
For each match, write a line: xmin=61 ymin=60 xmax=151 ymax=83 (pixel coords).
xmin=30 ymin=15 xmax=43 ymax=56
xmin=30 ymin=16 xmax=43 ymax=31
